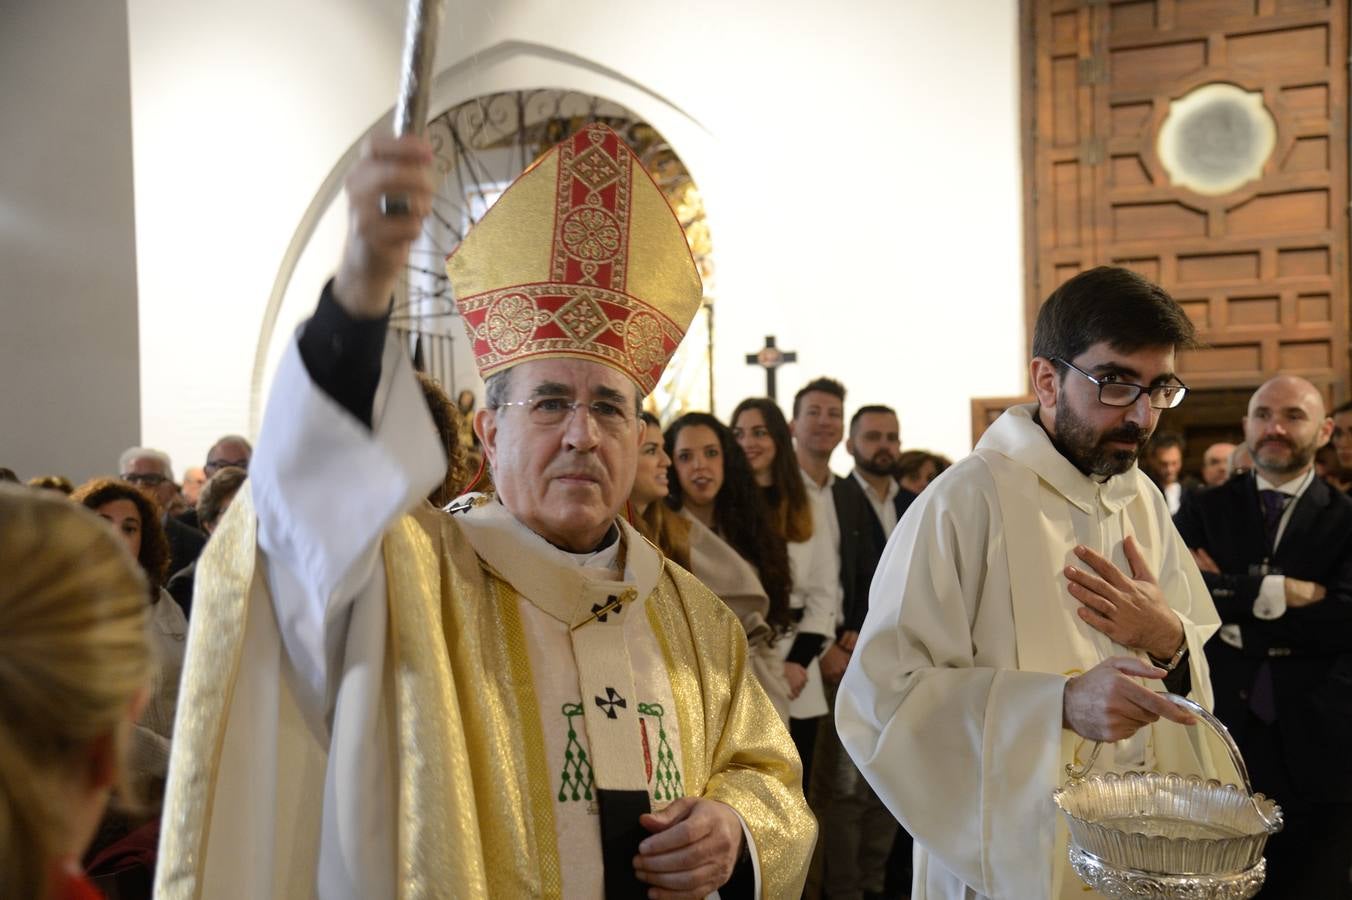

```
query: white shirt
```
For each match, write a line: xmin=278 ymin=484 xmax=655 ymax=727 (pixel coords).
xmin=775 ymin=468 xmax=842 ymax=718
xmin=852 ymin=468 xmax=900 ymax=537
xmin=797 ymin=467 xmax=844 ymax=628
xmin=1163 ymin=480 xmax=1184 ymax=515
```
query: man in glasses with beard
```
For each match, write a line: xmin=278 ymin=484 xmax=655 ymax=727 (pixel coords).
xmin=836 ymin=266 xmax=1224 ymax=900
xmin=1174 ymin=375 xmax=1352 ymax=898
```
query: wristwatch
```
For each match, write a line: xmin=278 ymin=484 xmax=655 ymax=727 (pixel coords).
xmin=1149 ymin=638 xmax=1188 ymax=673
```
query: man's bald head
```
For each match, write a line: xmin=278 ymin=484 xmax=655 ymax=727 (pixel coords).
xmin=1248 ymin=375 xmax=1326 ymax=419
xmin=1243 ymin=375 xmax=1333 ymax=481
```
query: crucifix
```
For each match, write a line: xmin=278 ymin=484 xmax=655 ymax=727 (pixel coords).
xmin=745 ymin=335 xmax=798 ymax=402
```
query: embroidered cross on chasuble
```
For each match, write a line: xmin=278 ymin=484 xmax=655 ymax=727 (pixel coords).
xmin=418 ymin=497 xmax=811 ymax=898
xmin=478 ymin=518 xmax=674 ymax=899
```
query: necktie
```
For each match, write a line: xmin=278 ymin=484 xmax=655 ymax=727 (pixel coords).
xmin=1249 ymin=662 xmax=1278 ymax=725
xmin=1258 ymin=489 xmax=1290 ymax=550
xmin=1250 ymin=488 xmax=1291 ymax=725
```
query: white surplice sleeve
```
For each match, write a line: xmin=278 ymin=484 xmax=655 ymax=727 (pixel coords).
xmin=249 ymin=332 xmax=444 ymax=730
xmin=834 ymin=462 xmax=1068 ymax=899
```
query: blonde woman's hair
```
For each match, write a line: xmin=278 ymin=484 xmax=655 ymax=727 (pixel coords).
xmin=0 ymin=485 xmax=152 ymax=900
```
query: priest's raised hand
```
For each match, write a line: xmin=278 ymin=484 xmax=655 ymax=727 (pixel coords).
xmin=1064 ymin=534 xmax=1186 ymax=661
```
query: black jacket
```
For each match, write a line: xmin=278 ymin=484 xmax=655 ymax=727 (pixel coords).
xmin=163 ymin=514 xmax=207 ymax=580
xmin=832 ymin=474 xmax=916 ymax=635
xmin=1173 ymin=471 xmax=1352 ymax=802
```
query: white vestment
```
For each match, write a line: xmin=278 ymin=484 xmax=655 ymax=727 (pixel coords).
xmin=835 ymin=404 xmax=1225 ymax=900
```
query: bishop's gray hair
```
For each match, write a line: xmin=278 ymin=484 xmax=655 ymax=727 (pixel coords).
xmin=483 ymin=368 xmax=643 ymax=416
xmin=483 ymin=370 xmax=513 ymax=411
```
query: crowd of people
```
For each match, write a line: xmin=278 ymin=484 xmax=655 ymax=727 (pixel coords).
xmin=0 ymin=438 xmax=254 ymax=895
xmin=1137 ymin=392 xmax=1352 ymax=896
xmin=0 ymin=382 xmax=952 ymax=898
xmin=625 ymin=383 xmax=952 ymax=898
xmin=4 ymin=122 xmax=1351 ymax=900
xmin=1143 ymin=396 xmax=1352 ymax=510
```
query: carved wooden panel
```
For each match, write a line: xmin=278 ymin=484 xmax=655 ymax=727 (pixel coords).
xmin=1022 ymin=0 xmax=1349 ymax=410
xmin=971 ymin=395 xmax=1036 ymax=444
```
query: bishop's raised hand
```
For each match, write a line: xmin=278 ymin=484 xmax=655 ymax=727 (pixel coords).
xmin=333 ymin=134 xmax=436 ymax=320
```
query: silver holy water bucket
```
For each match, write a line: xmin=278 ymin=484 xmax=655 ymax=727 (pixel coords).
xmin=1052 ymin=693 xmax=1282 ymax=900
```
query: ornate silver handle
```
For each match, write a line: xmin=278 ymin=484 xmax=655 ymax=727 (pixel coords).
xmin=392 ymin=0 xmax=445 ymax=138
xmin=1065 ymin=692 xmax=1279 ymax=828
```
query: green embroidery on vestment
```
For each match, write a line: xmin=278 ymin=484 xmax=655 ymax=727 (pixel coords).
xmin=558 ymin=702 xmax=594 ymax=802
xmin=639 ymin=702 xmax=683 ymax=801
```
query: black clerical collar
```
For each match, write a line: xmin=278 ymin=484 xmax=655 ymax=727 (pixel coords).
xmin=548 ymin=522 xmax=620 ymax=556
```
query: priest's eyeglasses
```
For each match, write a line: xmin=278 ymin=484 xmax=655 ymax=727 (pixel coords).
xmin=1051 ymin=357 xmax=1189 ymax=409
xmin=494 ymin=397 xmax=633 ymax=432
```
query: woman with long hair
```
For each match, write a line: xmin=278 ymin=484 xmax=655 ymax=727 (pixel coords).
xmin=731 ymin=397 xmax=841 ymax=775
xmin=629 ymin=411 xmax=692 ymax=571
xmin=730 ymin=398 xmax=813 ymax=542
xmin=71 ymin=479 xmax=187 ymax=809
xmin=664 ymin=412 xmax=793 ymax=720
xmin=0 ymin=485 xmax=153 ymax=900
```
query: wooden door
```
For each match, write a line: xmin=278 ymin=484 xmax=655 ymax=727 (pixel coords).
xmin=1023 ymin=0 xmax=1349 ymax=414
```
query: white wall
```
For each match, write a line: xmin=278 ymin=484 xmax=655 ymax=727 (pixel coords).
xmin=128 ymin=0 xmax=1025 ymax=469
xmin=0 ymin=0 xmax=141 ymax=484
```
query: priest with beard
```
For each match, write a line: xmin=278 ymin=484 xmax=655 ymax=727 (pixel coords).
xmin=836 ymin=266 xmax=1226 ymax=900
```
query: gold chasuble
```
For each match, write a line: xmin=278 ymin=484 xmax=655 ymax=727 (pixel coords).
xmin=420 ymin=498 xmax=812 ymax=897
xmin=159 ymin=122 xmax=811 ymax=899
xmin=161 ymin=484 xmax=812 ymax=899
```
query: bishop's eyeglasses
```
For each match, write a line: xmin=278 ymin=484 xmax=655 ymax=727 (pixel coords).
xmin=1051 ymin=357 xmax=1189 ymax=410
xmin=494 ymin=397 xmax=633 ymax=433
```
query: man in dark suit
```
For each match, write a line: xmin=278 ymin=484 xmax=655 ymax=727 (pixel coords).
xmin=834 ymin=407 xmax=916 ymax=644
xmin=1174 ymin=375 xmax=1352 ymax=898
xmin=814 ymin=404 xmax=915 ymax=900
xmin=1146 ymin=430 xmax=1200 ymax=514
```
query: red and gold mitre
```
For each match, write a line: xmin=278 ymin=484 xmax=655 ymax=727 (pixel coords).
xmin=447 ymin=124 xmax=703 ymax=394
